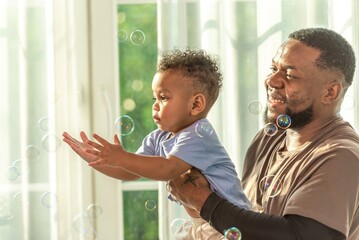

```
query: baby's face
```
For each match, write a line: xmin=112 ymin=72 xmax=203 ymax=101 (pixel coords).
xmin=151 ymin=71 xmax=196 ymax=133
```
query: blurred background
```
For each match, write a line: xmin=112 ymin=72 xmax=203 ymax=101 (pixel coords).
xmin=0 ymin=0 xmax=358 ymax=239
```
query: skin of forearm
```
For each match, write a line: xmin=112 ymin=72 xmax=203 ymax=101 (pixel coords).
xmin=119 ymin=152 xmax=191 ymax=181
xmin=91 ymin=164 xmax=141 ymax=181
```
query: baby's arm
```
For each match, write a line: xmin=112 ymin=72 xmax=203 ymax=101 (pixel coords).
xmin=85 ymin=133 xmax=192 ymax=181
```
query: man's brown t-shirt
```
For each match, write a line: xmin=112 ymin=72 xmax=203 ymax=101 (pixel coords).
xmin=242 ymin=116 xmax=359 ymax=239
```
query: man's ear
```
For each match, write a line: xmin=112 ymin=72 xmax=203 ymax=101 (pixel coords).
xmin=191 ymin=94 xmax=206 ymax=115
xmin=322 ymin=81 xmax=342 ymax=104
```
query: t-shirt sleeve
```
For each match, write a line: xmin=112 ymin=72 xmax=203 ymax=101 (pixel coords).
xmin=136 ymin=131 xmax=157 ymax=155
xmin=167 ymin=131 xmax=215 ymax=171
xmin=284 ymin=148 xmax=359 ymax=237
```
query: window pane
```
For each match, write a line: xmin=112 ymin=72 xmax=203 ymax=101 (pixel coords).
xmin=117 ymin=3 xmax=159 ymax=240
xmin=0 ymin=2 xmax=56 ymax=240
xmin=117 ymin=4 xmax=157 ymax=153
xmin=123 ymin=190 xmax=159 ymax=239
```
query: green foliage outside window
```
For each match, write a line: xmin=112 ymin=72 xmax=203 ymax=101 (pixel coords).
xmin=118 ymin=4 xmax=159 ymax=239
xmin=117 ymin=4 xmax=157 ymax=153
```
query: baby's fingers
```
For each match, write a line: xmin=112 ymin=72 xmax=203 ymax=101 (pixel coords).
xmin=88 ymin=158 xmax=106 ymax=167
xmin=85 ymin=148 xmax=102 ymax=156
xmin=63 ymin=132 xmax=78 ymax=144
xmin=92 ymin=133 xmax=110 ymax=146
xmin=86 ymin=139 xmax=105 ymax=151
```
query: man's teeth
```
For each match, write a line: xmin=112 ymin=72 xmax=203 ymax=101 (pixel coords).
xmin=272 ymin=98 xmax=284 ymax=103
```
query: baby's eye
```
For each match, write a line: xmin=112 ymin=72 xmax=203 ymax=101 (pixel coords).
xmin=160 ymin=96 xmax=168 ymax=102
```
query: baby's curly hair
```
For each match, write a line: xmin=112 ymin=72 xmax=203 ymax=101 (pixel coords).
xmin=157 ymin=48 xmax=223 ymax=109
xmin=289 ymin=28 xmax=356 ymax=89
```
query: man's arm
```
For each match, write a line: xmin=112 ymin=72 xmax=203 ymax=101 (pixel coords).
xmin=202 ymin=193 xmax=345 ymax=240
xmin=168 ymin=169 xmax=345 ymax=240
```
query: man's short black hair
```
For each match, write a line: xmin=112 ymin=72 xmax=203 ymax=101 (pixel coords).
xmin=289 ymin=27 xmax=356 ymax=87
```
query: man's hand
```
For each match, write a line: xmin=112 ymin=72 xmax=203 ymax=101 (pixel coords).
xmin=168 ymin=168 xmax=213 ymax=212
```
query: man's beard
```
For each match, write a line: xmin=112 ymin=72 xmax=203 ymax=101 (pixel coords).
xmin=263 ymin=105 xmax=314 ymax=129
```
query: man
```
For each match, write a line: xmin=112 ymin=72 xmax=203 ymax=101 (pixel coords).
xmin=168 ymin=28 xmax=359 ymax=240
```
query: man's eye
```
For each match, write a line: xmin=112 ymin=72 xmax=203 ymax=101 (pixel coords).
xmin=286 ymin=74 xmax=298 ymax=79
xmin=269 ymin=66 xmax=277 ymax=73
xmin=160 ymin=96 xmax=167 ymax=102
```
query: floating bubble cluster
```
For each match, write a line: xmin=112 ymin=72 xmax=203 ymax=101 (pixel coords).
xmin=118 ymin=29 xmax=146 ymax=45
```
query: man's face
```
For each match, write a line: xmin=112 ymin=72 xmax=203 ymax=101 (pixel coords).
xmin=263 ymin=39 xmax=326 ymax=129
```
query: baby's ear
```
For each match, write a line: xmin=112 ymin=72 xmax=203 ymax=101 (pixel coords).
xmin=191 ymin=94 xmax=206 ymax=115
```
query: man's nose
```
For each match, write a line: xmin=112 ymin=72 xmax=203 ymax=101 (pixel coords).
xmin=265 ymin=72 xmax=284 ymax=89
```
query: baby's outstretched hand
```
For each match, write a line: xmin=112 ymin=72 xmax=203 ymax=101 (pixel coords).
xmin=62 ymin=131 xmax=98 ymax=163
xmin=86 ymin=134 xmax=126 ymax=167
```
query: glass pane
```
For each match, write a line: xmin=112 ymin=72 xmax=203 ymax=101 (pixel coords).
xmin=117 ymin=3 xmax=157 ymax=154
xmin=117 ymin=3 xmax=159 ymax=240
xmin=0 ymin=2 xmax=57 ymax=240
xmin=123 ymin=190 xmax=159 ymax=239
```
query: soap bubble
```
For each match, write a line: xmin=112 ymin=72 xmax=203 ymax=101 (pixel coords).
xmin=144 ymin=199 xmax=157 ymax=211
xmin=86 ymin=204 xmax=103 ymax=219
xmin=130 ymin=30 xmax=145 ymax=45
xmin=118 ymin=29 xmax=128 ymax=42
xmin=264 ymin=123 xmax=278 ymax=136
xmin=13 ymin=192 xmax=29 ymax=207
xmin=5 ymin=166 xmax=20 ymax=182
xmin=276 ymin=114 xmax=291 ymax=129
xmin=195 ymin=121 xmax=214 ymax=138
xmin=247 ymin=100 xmax=263 ymax=115
xmin=0 ymin=196 xmax=14 ymax=224
xmin=83 ymin=229 xmax=98 ymax=240
xmin=42 ymin=133 xmax=61 ymax=152
xmin=224 ymin=227 xmax=241 ymax=240
xmin=171 ymin=218 xmax=188 ymax=234
xmin=41 ymin=192 xmax=57 ymax=208
xmin=38 ymin=117 xmax=50 ymax=132
xmin=25 ymin=145 xmax=40 ymax=160
xmin=259 ymin=175 xmax=283 ymax=198
xmin=73 ymin=213 xmax=93 ymax=235
xmin=115 ymin=115 xmax=135 ymax=136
